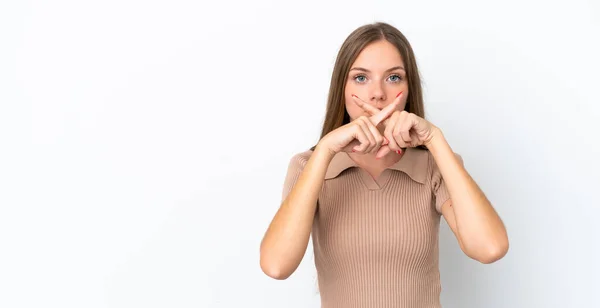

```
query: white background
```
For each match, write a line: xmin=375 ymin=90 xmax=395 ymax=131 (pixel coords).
xmin=1 ymin=0 xmax=599 ymax=307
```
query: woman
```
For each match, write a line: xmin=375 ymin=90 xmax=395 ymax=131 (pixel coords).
xmin=260 ymin=22 xmax=509 ymax=307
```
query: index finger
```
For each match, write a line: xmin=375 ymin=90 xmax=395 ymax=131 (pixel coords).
xmin=351 ymin=94 xmax=380 ymax=116
xmin=369 ymin=92 xmax=404 ymax=126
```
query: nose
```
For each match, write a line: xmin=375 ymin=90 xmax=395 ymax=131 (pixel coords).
xmin=369 ymin=82 xmax=386 ymax=108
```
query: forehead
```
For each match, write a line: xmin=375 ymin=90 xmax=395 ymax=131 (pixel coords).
xmin=351 ymin=40 xmax=405 ymax=70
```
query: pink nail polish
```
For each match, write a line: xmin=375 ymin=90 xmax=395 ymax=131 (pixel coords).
xmin=396 ymin=150 xmax=402 ymax=154
xmin=396 ymin=91 xmax=403 ymax=98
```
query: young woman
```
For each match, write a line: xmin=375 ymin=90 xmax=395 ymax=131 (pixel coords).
xmin=260 ymin=22 xmax=509 ymax=307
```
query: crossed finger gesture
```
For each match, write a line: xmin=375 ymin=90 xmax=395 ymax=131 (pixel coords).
xmin=351 ymin=92 xmax=437 ymax=159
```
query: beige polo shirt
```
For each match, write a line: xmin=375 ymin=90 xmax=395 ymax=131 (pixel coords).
xmin=281 ymin=147 xmax=462 ymax=308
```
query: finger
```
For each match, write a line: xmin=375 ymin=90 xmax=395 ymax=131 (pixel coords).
xmin=399 ymin=113 xmax=415 ymax=146
xmin=400 ymin=129 xmax=412 ymax=146
xmin=356 ymin=118 xmax=377 ymax=153
xmin=369 ymin=92 xmax=403 ymax=126
xmin=394 ymin=111 xmax=410 ymax=149
xmin=353 ymin=94 xmax=391 ymax=127
xmin=357 ymin=118 xmax=376 ymax=154
xmin=343 ymin=139 xmax=361 ymax=153
xmin=364 ymin=119 xmax=385 ymax=154
xmin=409 ymin=130 xmax=420 ymax=147
xmin=352 ymin=124 xmax=370 ymax=153
xmin=375 ymin=145 xmax=392 ymax=159
xmin=393 ymin=121 xmax=408 ymax=149
xmin=384 ymin=112 xmax=401 ymax=152
xmin=395 ymin=137 xmax=408 ymax=149
xmin=354 ymin=91 xmax=404 ymax=116
xmin=351 ymin=94 xmax=380 ymax=116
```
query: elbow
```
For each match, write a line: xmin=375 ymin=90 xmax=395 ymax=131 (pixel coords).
xmin=474 ymin=238 xmax=509 ymax=264
xmin=261 ymin=265 xmax=291 ymax=280
xmin=259 ymin=249 xmax=293 ymax=280
xmin=260 ymin=257 xmax=292 ymax=280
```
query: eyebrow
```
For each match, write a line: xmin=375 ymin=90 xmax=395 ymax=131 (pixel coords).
xmin=349 ymin=66 xmax=405 ymax=73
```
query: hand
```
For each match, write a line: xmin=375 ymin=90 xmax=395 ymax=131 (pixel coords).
xmin=351 ymin=93 xmax=440 ymax=158
xmin=319 ymin=98 xmax=400 ymax=156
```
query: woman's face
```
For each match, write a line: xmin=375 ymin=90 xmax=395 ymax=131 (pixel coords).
xmin=344 ymin=40 xmax=408 ymax=122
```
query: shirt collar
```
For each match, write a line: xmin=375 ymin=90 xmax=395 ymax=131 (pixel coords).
xmin=324 ymin=147 xmax=428 ymax=184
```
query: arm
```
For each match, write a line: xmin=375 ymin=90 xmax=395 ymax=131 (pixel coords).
xmin=259 ymin=144 xmax=334 ymax=280
xmin=428 ymin=129 xmax=509 ymax=264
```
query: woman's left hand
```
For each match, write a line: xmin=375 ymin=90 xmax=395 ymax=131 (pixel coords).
xmin=351 ymin=94 xmax=440 ymax=158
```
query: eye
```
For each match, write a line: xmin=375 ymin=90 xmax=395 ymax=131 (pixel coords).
xmin=388 ymin=74 xmax=403 ymax=83
xmin=353 ymin=74 xmax=367 ymax=83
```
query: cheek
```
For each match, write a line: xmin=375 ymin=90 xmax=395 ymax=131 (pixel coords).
xmin=398 ymin=96 xmax=409 ymax=111
xmin=344 ymin=100 xmax=365 ymax=120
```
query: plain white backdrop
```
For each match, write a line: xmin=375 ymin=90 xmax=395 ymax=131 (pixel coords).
xmin=1 ymin=0 xmax=599 ymax=307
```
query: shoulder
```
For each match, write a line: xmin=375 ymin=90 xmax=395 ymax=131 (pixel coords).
xmin=291 ymin=149 xmax=314 ymax=163
xmin=286 ymin=149 xmax=314 ymax=172
xmin=281 ymin=149 xmax=315 ymax=200
xmin=289 ymin=149 xmax=313 ymax=164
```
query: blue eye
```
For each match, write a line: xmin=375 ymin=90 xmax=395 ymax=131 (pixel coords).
xmin=354 ymin=75 xmax=367 ymax=83
xmin=388 ymin=74 xmax=402 ymax=82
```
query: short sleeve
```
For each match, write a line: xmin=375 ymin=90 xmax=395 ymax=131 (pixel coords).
xmin=432 ymin=152 xmax=463 ymax=215
xmin=281 ymin=153 xmax=310 ymax=202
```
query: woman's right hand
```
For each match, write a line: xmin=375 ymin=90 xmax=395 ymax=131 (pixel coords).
xmin=319 ymin=99 xmax=401 ymax=155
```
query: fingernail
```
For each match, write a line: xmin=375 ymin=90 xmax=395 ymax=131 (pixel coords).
xmin=396 ymin=150 xmax=402 ymax=154
xmin=396 ymin=91 xmax=403 ymax=98
xmin=351 ymin=94 xmax=357 ymax=98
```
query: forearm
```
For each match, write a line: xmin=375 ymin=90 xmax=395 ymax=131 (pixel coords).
xmin=427 ymin=130 xmax=509 ymax=261
xmin=260 ymin=144 xmax=334 ymax=279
